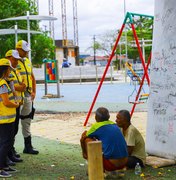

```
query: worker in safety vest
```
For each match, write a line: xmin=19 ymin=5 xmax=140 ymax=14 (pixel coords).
xmin=0 ymin=58 xmax=19 ymax=178
xmin=6 ymin=50 xmax=26 ymax=163
xmin=16 ymin=40 xmax=39 ymax=154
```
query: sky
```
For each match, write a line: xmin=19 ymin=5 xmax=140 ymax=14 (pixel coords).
xmin=38 ymin=0 xmax=154 ymax=55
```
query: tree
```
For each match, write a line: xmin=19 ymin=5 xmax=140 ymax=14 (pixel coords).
xmin=125 ymin=17 xmax=153 ymax=62
xmin=86 ymin=39 xmax=102 ymax=56
xmin=97 ymin=17 xmax=153 ymax=68
xmin=86 ymin=30 xmax=118 ymax=56
xmin=79 ymin=58 xmax=84 ymax=66
xmin=0 ymin=0 xmax=29 ymax=57
xmin=98 ymin=30 xmax=117 ymax=55
xmin=32 ymin=34 xmax=55 ymax=66
xmin=0 ymin=0 xmax=55 ymax=65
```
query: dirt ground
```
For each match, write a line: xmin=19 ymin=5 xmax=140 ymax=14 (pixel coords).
xmin=31 ymin=112 xmax=147 ymax=144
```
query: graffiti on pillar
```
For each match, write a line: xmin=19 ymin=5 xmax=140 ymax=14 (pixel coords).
xmin=146 ymin=0 xmax=176 ymax=159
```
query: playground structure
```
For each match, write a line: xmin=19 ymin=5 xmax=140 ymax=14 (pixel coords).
xmin=125 ymin=62 xmax=149 ymax=104
xmin=43 ymin=59 xmax=60 ymax=97
xmin=84 ymin=12 xmax=153 ymax=126
xmin=126 ymin=62 xmax=142 ymax=84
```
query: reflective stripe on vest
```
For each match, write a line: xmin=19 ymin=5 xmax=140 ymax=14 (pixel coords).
xmin=0 ymin=114 xmax=16 ymax=120
xmin=9 ymin=70 xmax=24 ymax=104
xmin=20 ymin=72 xmax=32 ymax=75
xmin=13 ymin=80 xmax=18 ymax=84
xmin=0 ymin=79 xmax=16 ymax=124
xmin=17 ymin=58 xmax=32 ymax=94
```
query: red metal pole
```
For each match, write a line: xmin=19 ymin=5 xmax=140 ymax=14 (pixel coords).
xmin=131 ymin=23 xmax=150 ymax=86
xmin=130 ymin=52 xmax=151 ymax=117
xmin=83 ymin=24 xmax=126 ymax=126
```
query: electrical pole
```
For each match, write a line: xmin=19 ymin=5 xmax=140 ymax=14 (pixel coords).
xmin=48 ymin=0 xmax=55 ymax=40
xmin=93 ymin=35 xmax=96 ymax=65
xmin=124 ymin=0 xmax=127 ymax=61
xmin=72 ymin=0 xmax=79 ymax=65
xmin=73 ymin=0 xmax=78 ymax=46
xmin=61 ymin=0 xmax=68 ymax=60
xmin=61 ymin=0 xmax=68 ymax=46
xmin=124 ymin=0 xmax=128 ymax=82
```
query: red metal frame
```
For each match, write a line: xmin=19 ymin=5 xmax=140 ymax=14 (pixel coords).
xmin=84 ymin=13 xmax=152 ymax=126
xmin=130 ymin=53 xmax=151 ymax=117
xmin=83 ymin=24 xmax=125 ymax=126
xmin=131 ymin=24 xmax=150 ymax=86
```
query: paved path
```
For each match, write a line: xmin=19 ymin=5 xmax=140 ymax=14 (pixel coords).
xmin=34 ymin=82 xmax=148 ymax=113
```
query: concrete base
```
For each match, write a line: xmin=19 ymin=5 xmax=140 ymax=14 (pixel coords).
xmin=146 ymin=156 xmax=176 ymax=168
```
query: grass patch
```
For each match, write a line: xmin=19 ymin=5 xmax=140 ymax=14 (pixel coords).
xmin=13 ymin=136 xmax=87 ymax=180
xmin=12 ymin=135 xmax=176 ymax=180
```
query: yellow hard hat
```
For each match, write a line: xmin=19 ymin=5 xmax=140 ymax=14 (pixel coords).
xmin=5 ymin=50 xmax=21 ymax=59
xmin=16 ymin=40 xmax=31 ymax=52
xmin=0 ymin=58 xmax=11 ymax=67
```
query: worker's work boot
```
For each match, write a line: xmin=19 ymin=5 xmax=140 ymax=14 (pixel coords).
xmin=23 ymin=136 xmax=39 ymax=155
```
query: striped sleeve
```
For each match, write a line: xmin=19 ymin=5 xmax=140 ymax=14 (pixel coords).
xmin=0 ymin=84 xmax=8 ymax=94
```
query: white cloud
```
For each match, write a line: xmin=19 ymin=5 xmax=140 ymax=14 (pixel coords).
xmin=38 ymin=0 xmax=154 ymax=54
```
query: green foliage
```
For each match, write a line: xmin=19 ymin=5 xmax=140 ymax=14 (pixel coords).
xmin=0 ymin=0 xmax=29 ymax=57
xmin=0 ymin=0 xmax=28 ymax=18
xmin=112 ymin=59 xmax=119 ymax=70
xmin=0 ymin=0 xmax=55 ymax=65
xmin=87 ymin=30 xmax=117 ymax=56
xmin=91 ymin=17 xmax=153 ymax=64
xmin=79 ymin=58 xmax=84 ymax=65
xmin=125 ymin=17 xmax=153 ymax=61
xmin=87 ymin=41 xmax=103 ymax=55
xmin=98 ymin=30 xmax=117 ymax=55
xmin=31 ymin=34 xmax=56 ymax=65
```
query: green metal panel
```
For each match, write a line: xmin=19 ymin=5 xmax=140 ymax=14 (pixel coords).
xmin=123 ymin=12 xmax=154 ymax=24
xmin=130 ymin=12 xmax=154 ymax=19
